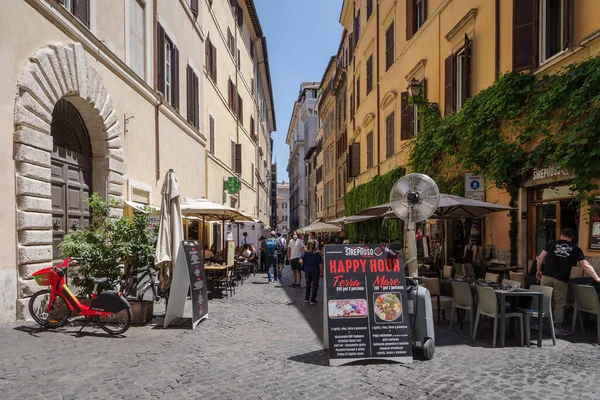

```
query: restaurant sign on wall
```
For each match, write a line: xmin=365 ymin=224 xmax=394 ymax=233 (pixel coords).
xmin=588 ymin=194 xmax=600 ymax=251
xmin=323 ymin=244 xmax=412 ymax=366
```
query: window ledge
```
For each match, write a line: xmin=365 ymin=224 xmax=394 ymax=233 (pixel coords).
xmin=536 ymin=48 xmax=581 ymax=75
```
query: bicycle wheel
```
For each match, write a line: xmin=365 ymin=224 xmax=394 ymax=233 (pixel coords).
xmin=28 ymin=289 xmax=71 ymax=328
xmin=140 ymin=284 xmax=168 ymax=307
xmin=95 ymin=307 xmax=132 ymax=335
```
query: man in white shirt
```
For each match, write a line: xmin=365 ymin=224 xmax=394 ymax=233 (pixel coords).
xmin=276 ymin=232 xmax=287 ymax=279
xmin=287 ymin=232 xmax=304 ymax=288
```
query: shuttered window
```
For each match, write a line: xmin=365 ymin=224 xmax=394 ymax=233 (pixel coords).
xmin=235 ymin=144 xmax=242 ymax=174
xmin=157 ymin=23 xmax=179 ymax=110
xmin=250 ymin=116 xmax=255 ymax=140
xmin=209 ymin=116 xmax=215 ymax=155
xmin=366 ymin=131 xmax=373 ymax=169
xmin=62 ymin=0 xmax=90 ymax=27
xmin=228 ymin=79 xmax=237 ymax=114
xmin=354 ymin=10 xmax=361 ymax=44
xmin=231 ymin=141 xmax=236 ymax=170
xmin=444 ymin=35 xmax=472 ymax=115
xmin=366 ymin=0 xmax=373 ymax=20
xmin=205 ymin=37 xmax=217 ymax=83
xmin=227 ymin=28 xmax=235 ymax=55
xmin=385 ymin=22 xmax=394 ymax=71
xmin=385 ymin=112 xmax=395 ymax=158
xmin=186 ymin=65 xmax=199 ymax=129
xmin=407 ymin=0 xmax=427 ymax=40
xmin=349 ymin=142 xmax=360 ymax=177
xmin=349 ymin=91 xmax=355 ymax=121
xmin=400 ymin=92 xmax=414 ymax=141
xmin=513 ymin=0 xmax=538 ymax=71
xmin=237 ymin=94 xmax=243 ymax=123
xmin=190 ymin=0 xmax=198 ymax=18
xmin=356 ymin=75 xmax=361 ymax=109
xmin=444 ymin=54 xmax=455 ymax=116
xmin=237 ymin=3 xmax=244 ymax=27
xmin=366 ymin=56 xmax=373 ymax=95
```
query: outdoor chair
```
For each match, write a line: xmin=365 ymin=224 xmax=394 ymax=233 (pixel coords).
xmin=485 ymin=272 xmax=501 ymax=283
xmin=449 ymin=282 xmax=475 ymax=335
xmin=571 ymin=284 xmax=600 ymax=344
xmin=463 ymin=263 xmax=475 ymax=278
xmin=502 ymin=279 xmax=521 ymax=289
xmin=509 ymin=272 xmax=525 ymax=288
xmin=570 ymin=266 xmax=585 ymax=280
xmin=421 ymin=277 xmax=453 ymax=324
xmin=472 ymin=286 xmax=524 ymax=347
xmin=522 ymin=285 xmax=556 ymax=346
xmin=454 ymin=263 xmax=464 ymax=276
xmin=443 ymin=265 xmax=453 ymax=279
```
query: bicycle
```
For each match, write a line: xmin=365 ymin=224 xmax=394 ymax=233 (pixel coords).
xmin=29 ymin=258 xmax=132 ymax=335
xmin=119 ymin=265 xmax=169 ymax=311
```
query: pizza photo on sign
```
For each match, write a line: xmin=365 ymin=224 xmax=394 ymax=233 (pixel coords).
xmin=328 ymin=299 xmax=368 ymax=319
xmin=373 ymin=292 xmax=403 ymax=323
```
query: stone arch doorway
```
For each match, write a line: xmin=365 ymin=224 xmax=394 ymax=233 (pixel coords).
xmin=14 ymin=43 xmax=125 ymax=316
xmin=50 ymin=98 xmax=93 ymax=259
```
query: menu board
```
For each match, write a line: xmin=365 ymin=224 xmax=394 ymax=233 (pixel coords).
xmin=324 ymin=244 xmax=412 ymax=366
xmin=589 ymin=195 xmax=600 ymax=250
xmin=182 ymin=241 xmax=208 ymax=328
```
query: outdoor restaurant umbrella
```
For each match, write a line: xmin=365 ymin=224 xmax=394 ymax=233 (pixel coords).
xmin=327 ymin=215 xmax=377 ymax=224
xmin=298 ymin=219 xmax=342 ymax=234
xmin=155 ymin=169 xmax=183 ymax=292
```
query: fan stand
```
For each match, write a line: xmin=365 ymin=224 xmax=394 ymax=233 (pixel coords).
xmin=406 ymin=203 xmax=419 ymax=278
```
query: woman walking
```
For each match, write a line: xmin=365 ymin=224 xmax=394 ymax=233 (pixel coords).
xmin=300 ymin=242 xmax=323 ymax=305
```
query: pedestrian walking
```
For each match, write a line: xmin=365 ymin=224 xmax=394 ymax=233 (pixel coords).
xmin=276 ymin=232 xmax=287 ymax=280
xmin=300 ymin=242 xmax=323 ymax=304
xmin=258 ymin=236 xmax=266 ymax=271
xmin=536 ymin=228 xmax=600 ymax=334
xmin=287 ymin=232 xmax=304 ymax=288
xmin=265 ymin=231 xmax=279 ymax=283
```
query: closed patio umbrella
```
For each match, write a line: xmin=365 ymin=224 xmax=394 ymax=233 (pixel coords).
xmin=155 ymin=169 xmax=183 ymax=292
xmin=299 ymin=219 xmax=342 ymax=233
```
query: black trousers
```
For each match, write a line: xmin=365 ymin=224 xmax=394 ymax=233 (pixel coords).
xmin=260 ymin=251 xmax=267 ymax=271
xmin=305 ymin=270 xmax=320 ymax=302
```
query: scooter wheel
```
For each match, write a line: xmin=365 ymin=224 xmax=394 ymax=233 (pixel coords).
xmin=423 ymin=338 xmax=435 ymax=360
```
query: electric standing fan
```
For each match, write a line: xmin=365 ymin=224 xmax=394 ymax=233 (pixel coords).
xmin=390 ymin=173 xmax=440 ymax=277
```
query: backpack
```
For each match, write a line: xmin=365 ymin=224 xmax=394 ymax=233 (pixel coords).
xmin=276 ymin=238 xmax=285 ymax=255
xmin=266 ymin=238 xmax=277 ymax=255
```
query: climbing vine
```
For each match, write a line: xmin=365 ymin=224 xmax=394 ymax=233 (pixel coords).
xmin=345 ymin=167 xmax=405 ymax=243
xmin=409 ymin=56 xmax=600 ymax=265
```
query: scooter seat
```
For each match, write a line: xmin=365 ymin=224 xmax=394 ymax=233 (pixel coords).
xmin=88 ymin=277 xmax=108 ymax=284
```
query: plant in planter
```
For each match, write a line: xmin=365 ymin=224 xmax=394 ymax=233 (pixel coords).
xmin=59 ymin=194 xmax=158 ymax=297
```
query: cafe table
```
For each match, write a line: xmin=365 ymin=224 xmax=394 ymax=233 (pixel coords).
xmin=496 ymin=288 xmax=543 ymax=348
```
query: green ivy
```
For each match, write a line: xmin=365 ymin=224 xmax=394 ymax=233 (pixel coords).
xmin=409 ymin=56 xmax=600 ymax=265
xmin=344 ymin=167 xmax=405 ymax=243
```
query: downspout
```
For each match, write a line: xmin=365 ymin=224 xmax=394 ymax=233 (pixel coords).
xmin=153 ymin=0 xmax=161 ymax=181
xmin=235 ymin=18 xmax=240 ymax=210
xmin=375 ymin=0 xmax=381 ymax=176
xmin=495 ymin=0 xmax=500 ymax=80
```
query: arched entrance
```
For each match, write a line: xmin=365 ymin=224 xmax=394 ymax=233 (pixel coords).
xmin=50 ymin=99 xmax=93 ymax=259
xmin=14 ymin=42 xmax=125 ymax=317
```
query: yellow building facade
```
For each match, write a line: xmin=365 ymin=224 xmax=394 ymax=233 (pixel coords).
xmin=338 ymin=0 xmax=600 ymax=269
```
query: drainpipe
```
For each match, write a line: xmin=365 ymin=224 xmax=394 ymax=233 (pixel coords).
xmin=153 ymin=0 xmax=161 ymax=181
xmin=375 ymin=0 xmax=381 ymax=176
xmin=235 ymin=19 xmax=240 ymax=210
xmin=495 ymin=0 xmax=500 ymax=80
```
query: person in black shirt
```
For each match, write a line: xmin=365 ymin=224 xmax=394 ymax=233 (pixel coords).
xmin=536 ymin=228 xmax=600 ymax=331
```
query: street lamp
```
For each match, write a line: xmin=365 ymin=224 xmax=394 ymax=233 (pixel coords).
xmin=407 ymin=78 xmax=423 ymax=98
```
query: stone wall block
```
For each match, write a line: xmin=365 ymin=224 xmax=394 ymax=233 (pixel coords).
xmin=30 ymin=49 xmax=63 ymax=101
xmin=19 ymin=196 xmax=52 ymax=213
xmin=72 ymin=43 xmax=88 ymax=100
xmin=16 ymin=176 xmax=51 ymax=198
xmin=109 ymin=206 xmax=124 ymax=218
xmin=86 ymin=68 xmax=101 ymax=104
xmin=15 ymin=127 xmax=53 ymax=152
xmin=95 ymin=156 xmax=125 ymax=175
xmin=19 ymin=262 xmax=52 ymax=280
xmin=63 ymin=46 xmax=77 ymax=94
xmin=18 ymin=92 xmax=52 ymax=124
xmin=18 ymin=245 xmax=52 ymax=266
xmin=99 ymin=94 xmax=114 ymax=123
xmin=108 ymin=148 xmax=125 ymax=162
xmin=19 ymin=64 xmax=57 ymax=106
xmin=18 ymin=230 xmax=52 ymax=246
xmin=17 ymin=211 xmax=52 ymax=230
xmin=19 ymin=162 xmax=51 ymax=182
xmin=107 ymin=182 xmax=124 ymax=196
xmin=14 ymin=105 xmax=51 ymax=133
xmin=47 ymin=45 xmax=72 ymax=95
xmin=18 ymin=277 xmax=41 ymax=297
xmin=106 ymin=136 xmax=122 ymax=149
xmin=94 ymin=87 xmax=108 ymax=118
xmin=14 ymin=143 xmax=51 ymax=167
xmin=103 ymin=121 xmax=121 ymax=140
xmin=102 ymin=109 xmax=118 ymax=132
xmin=42 ymin=49 xmax=68 ymax=98
xmin=106 ymin=171 xmax=125 ymax=185
xmin=16 ymin=298 xmax=31 ymax=321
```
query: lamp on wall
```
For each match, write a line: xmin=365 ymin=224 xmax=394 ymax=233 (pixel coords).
xmin=251 ymin=224 xmax=255 ymax=231
xmin=407 ymin=78 xmax=423 ymax=98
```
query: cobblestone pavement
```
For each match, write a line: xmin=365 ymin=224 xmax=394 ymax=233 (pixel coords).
xmin=1 ymin=267 xmax=599 ymax=400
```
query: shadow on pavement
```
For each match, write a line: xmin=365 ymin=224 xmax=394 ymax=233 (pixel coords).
xmin=287 ymin=349 xmax=329 ymax=366
xmin=14 ymin=324 xmax=123 ymax=338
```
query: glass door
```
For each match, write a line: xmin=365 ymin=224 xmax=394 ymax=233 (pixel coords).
xmin=535 ymin=203 xmax=557 ymax=257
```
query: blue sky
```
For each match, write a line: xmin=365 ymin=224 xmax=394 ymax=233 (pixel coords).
xmin=254 ymin=0 xmax=344 ymax=182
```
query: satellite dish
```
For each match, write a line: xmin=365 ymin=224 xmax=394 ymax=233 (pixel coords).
xmin=389 ymin=173 xmax=440 ymax=277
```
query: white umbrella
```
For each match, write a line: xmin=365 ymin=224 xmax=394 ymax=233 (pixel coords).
xmin=155 ymin=169 xmax=183 ymax=292
xmin=327 ymin=215 xmax=377 ymax=224
xmin=298 ymin=220 xmax=342 ymax=233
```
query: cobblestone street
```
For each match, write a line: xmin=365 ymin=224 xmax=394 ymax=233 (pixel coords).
xmin=1 ymin=268 xmax=599 ymax=400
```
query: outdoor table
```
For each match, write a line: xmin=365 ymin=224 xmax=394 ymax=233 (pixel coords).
xmin=496 ymin=288 xmax=543 ymax=348
xmin=487 ymin=265 xmax=519 ymax=281
xmin=205 ymin=265 xmax=232 ymax=298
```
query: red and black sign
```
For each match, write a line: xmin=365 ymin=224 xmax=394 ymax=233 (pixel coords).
xmin=324 ymin=244 xmax=412 ymax=366
xmin=182 ymin=241 xmax=208 ymax=325
xmin=589 ymin=195 xmax=600 ymax=251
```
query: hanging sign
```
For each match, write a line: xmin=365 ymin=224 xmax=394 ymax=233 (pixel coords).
xmin=224 ymin=177 xmax=241 ymax=195
xmin=588 ymin=195 xmax=600 ymax=251
xmin=323 ymin=244 xmax=412 ymax=366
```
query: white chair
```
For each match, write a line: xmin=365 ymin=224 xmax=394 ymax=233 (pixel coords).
xmin=421 ymin=277 xmax=453 ymax=324
xmin=522 ymin=285 xmax=556 ymax=346
xmin=571 ymin=284 xmax=600 ymax=344
xmin=449 ymin=282 xmax=475 ymax=335
xmin=502 ymin=279 xmax=521 ymax=289
xmin=472 ymin=286 xmax=524 ymax=347
xmin=509 ymin=272 xmax=525 ymax=288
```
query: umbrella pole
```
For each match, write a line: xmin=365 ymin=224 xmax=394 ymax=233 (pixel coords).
xmin=202 ymin=216 xmax=205 ymax=249
xmin=222 ymin=217 xmax=226 ymax=257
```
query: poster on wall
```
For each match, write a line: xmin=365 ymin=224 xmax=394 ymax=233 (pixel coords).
xmin=323 ymin=244 xmax=412 ymax=366
xmin=588 ymin=195 xmax=600 ymax=250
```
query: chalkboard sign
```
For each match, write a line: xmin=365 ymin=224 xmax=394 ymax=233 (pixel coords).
xmin=324 ymin=244 xmax=412 ymax=366
xmin=182 ymin=240 xmax=208 ymax=327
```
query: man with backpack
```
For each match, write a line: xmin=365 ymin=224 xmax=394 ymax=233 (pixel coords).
xmin=265 ymin=231 xmax=279 ymax=283
xmin=276 ymin=232 xmax=287 ymax=280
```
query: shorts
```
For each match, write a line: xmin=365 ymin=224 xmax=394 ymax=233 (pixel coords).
xmin=290 ymin=258 xmax=302 ymax=271
xmin=277 ymin=254 xmax=285 ymax=265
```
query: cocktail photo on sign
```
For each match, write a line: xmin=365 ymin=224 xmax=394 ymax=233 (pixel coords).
xmin=323 ymin=244 xmax=413 ymax=366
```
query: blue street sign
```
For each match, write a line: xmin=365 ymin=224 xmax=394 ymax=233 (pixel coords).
xmin=470 ymin=180 xmax=480 ymax=190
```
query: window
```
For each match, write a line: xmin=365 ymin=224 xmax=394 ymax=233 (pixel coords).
xmin=205 ymin=37 xmax=217 ymax=83
xmin=237 ymin=49 xmax=241 ymax=71
xmin=444 ymin=35 xmax=472 ymax=115
xmin=237 ymin=93 xmax=243 ymax=122
xmin=407 ymin=0 xmax=427 ymax=40
xmin=228 ymin=79 xmax=237 ymax=114
xmin=385 ymin=22 xmax=394 ymax=71
xmin=189 ymin=0 xmax=198 ymax=18
xmin=349 ymin=91 xmax=355 ymax=121
xmin=366 ymin=0 xmax=373 ymax=20
xmin=234 ymin=144 xmax=242 ymax=174
xmin=349 ymin=142 xmax=360 ymax=177
xmin=401 ymin=92 xmax=415 ymax=140
xmin=366 ymin=56 xmax=373 ymax=95
xmin=385 ymin=112 xmax=395 ymax=157
xmin=128 ymin=0 xmax=145 ymax=79
xmin=186 ymin=65 xmax=199 ymax=129
xmin=336 ymin=90 xmax=346 ymax=130
xmin=251 ymin=78 xmax=255 ymax=95
xmin=157 ymin=24 xmax=179 ymax=109
xmin=231 ymin=140 xmax=236 ymax=170
xmin=366 ymin=131 xmax=373 ymax=169
xmin=250 ymin=116 xmax=255 ymax=139
xmin=251 ymin=163 xmax=255 ymax=187
xmin=209 ymin=116 xmax=215 ymax=154
xmin=354 ymin=10 xmax=361 ymax=43
xmin=61 ymin=0 xmax=90 ymax=27
xmin=227 ymin=28 xmax=235 ymax=55
xmin=513 ymin=0 xmax=574 ymax=71
xmin=356 ymin=75 xmax=360 ymax=108
xmin=250 ymin=40 xmax=255 ymax=59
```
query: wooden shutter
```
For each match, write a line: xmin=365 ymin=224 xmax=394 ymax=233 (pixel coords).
xmin=237 ymin=49 xmax=241 ymax=70
xmin=205 ymin=37 xmax=211 ymax=76
xmin=187 ymin=68 xmax=199 ymax=129
xmin=406 ymin=0 xmax=414 ymax=40
xmin=238 ymin=94 xmax=243 ymax=123
xmin=172 ymin=45 xmax=180 ymax=110
xmin=444 ymin=54 xmax=455 ymax=116
xmin=386 ymin=112 xmax=395 ymax=157
xmin=157 ymin=23 xmax=166 ymax=94
xmin=212 ymin=44 xmax=217 ymax=82
xmin=237 ymin=4 xmax=244 ymax=27
xmin=350 ymin=143 xmax=360 ymax=177
xmin=209 ymin=116 xmax=215 ymax=154
xmin=564 ymin=0 xmax=575 ymax=50
xmin=73 ymin=0 xmax=89 ymax=27
xmin=234 ymin=144 xmax=242 ymax=174
xmin=462 ymin=34 xmax=472 ymax=105
xmin=186 ymin=66 xmax=192 ymax=124
xmin=513 ymin=0 xmax=538 ymax=72
xmin=190 ymin=0 xmax=199 ymax=18
xmin=386 ymin=22 xmax=394 ymax=70
xmin=250 ymin=116 xmax=255 ymax=139
xmin=367 ymin=132 xmax=373 ymax=168
xmin=400 ymin=92 xmax=414 ymax=140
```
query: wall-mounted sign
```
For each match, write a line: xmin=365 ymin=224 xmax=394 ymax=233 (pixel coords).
xmin=465 ymin=173 xmax=485 ymax=202
xmin=224 ymin=177 xmax=241 ymax=194
xmin=588 ymin=195 xmax=600 ymax=251
xmin=524 ymin=165 xmax=572 ymax=187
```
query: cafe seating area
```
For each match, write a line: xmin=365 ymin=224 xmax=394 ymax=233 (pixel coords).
xmin=204 ymin=259 xmax=255 ymax=299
